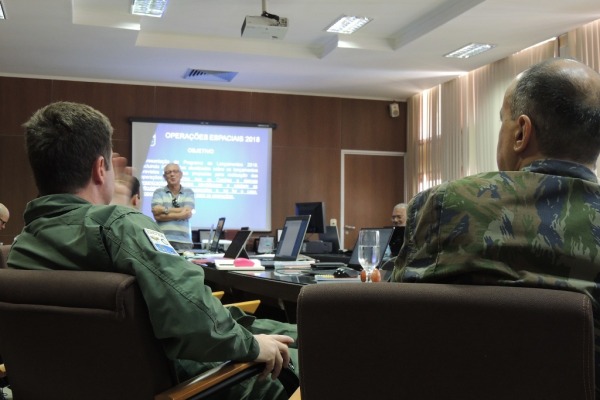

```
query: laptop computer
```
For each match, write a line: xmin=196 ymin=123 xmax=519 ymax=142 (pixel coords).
xmin=388 ymin=226 xmax=405 ymax=257
xmin=347 ymin=227 xmax=394 ymax=269
xmin=193 ymin=217 xmax=226 ymax=256
xmin=318 ymin=225 xmax=341 ymax=253
xmin=253 ymin=215 xmax=313 ymax=267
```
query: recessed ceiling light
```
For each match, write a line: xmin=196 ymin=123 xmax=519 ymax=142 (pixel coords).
xmin=444 ymin=43 xmax=496 ymax=59
xmin=325 ymin=15 xmax=372 ymax=34
xmin=131 ymin=0 xmax=168 ymax=18
xmin=0 ymin=1 xmax=6 ymax=20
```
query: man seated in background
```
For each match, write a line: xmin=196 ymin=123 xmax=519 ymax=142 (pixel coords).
xmin=383 ymin=203 xmax=408 ymax=260
xmin=392 ymin=58 xmax=600 ymax=396
xmin=0 ymin=203 xmax=9 ymax=231
xmin=390 ymin=203 xmax=407 ymax=228
xmin=8 ymin=101 xmax=297 ymax=400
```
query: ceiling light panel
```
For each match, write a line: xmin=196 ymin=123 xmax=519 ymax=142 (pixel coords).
xmin=131 ymin=0 xmax=168 ymax=17
xmin=444 ymin=43 xmax=496 ymax=59
xmin=325 ymin=15 xmax=372 ymax=34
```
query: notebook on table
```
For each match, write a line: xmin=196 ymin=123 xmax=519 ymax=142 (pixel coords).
xmin=252 ymin=215 xmax=314 ymax=268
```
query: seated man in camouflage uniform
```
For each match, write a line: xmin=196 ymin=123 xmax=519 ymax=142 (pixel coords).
xmin=392 ymin=58 xmax=600 ymax=397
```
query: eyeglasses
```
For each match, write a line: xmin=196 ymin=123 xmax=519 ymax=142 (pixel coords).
xmin=391 ymin=215 xmax=404 ymax=221
xmin=164 ymin=169 xmax=181 ymax=175
xmin=172 ymin=198 xmax=180 ymax=208
xmin=0 ymin=218 xmax=6 ymax=226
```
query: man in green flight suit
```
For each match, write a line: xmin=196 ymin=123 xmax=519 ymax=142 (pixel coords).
xmin=8 ymin=101 xmax=297 ymax=400
xmin=393 ymin=58 xmax=600 ymax=397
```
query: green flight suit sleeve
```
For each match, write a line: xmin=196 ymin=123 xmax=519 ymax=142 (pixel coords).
xmin=102 ymin=211 xmax=260 ymax=363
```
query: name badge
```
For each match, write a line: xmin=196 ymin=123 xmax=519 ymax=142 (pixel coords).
xmin=143 ymin=228 xmax=179 ymax=256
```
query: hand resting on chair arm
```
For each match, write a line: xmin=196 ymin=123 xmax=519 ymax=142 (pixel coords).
xmin=252 ymin=334 xmax=294 ymax=381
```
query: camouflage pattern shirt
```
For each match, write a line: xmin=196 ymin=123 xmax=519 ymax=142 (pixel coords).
xmin=393 ymin=158 xmax=600 ymax=292
xmin=392 ymin=159 xmax=600 ymax=395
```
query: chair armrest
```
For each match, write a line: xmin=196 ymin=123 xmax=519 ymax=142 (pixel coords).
xmin=224 ymin=300 xmax=261 ymax=314
xmin=211 ymin=291 xmax=225 ymax=300
xmin=155 ymin=361 xmax=263 ymax=400
xmin=289 ymin=387 xmax=302 ymax=399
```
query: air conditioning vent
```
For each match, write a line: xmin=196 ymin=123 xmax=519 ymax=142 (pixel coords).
xmin=183 ymin=69 xmax=238 ymax=82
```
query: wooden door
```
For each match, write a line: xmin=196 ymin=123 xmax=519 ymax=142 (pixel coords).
xmin=341 ymin=151 xmax=405 ymax=250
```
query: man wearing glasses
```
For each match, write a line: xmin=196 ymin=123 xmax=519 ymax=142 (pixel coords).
xmin=391 ymin=203 xmax=407 ymax=227
xmin=0 ymin=203 xmax=9 ymax=231
xmin=151 ymin=163 xmax=195 ymax=251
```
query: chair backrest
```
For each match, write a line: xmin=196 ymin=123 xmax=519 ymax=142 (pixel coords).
xmin=0 ymin=269 xmax=175 ymax=400
xmin=297 ymin=282 xmax=595 ymax=400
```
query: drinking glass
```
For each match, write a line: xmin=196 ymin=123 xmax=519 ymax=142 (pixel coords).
xmin=358 ymin=230 xmax=381 ymax=282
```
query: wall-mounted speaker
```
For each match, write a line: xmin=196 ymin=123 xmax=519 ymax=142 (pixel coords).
xmin=389 ymin=102 xmax=400 ymax=118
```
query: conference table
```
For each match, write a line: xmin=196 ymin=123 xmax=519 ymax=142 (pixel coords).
xmin=196 ymin=255 xmax=393 ymax=322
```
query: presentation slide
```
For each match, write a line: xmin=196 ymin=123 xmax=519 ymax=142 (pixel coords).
xmin=131 ymin=119 xmax=273 ymax=231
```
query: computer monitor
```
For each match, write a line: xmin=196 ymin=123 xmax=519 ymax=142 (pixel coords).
xmin=294 ymin=202 xmax=326 ymax=234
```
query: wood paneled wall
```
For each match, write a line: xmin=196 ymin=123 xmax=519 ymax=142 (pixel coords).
xmin=0 ymin=76 xmax=407 ymax=244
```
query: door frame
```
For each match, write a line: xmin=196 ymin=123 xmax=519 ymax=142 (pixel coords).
xmin=340 ymin=149 xmax=405 ymax=249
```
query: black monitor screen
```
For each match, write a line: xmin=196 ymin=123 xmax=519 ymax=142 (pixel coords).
xmin=294 ymin=202 xmax=326 ymax=234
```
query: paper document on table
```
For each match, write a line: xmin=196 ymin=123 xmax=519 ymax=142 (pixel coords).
xmin=315 ymin=274 xmax=361 ymax=283
xmin=273 ymin=260 xmax=313 ymax=269
xmin=214 ymin=258 xmax=265 ymax=271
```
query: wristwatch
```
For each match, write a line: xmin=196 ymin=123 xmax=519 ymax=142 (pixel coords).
xmin=163 ymin=207 xmax=170 ymax=215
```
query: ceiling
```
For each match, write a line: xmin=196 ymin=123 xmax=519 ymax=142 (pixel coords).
xmin=1 ymin=0 xmax=600 ymax=101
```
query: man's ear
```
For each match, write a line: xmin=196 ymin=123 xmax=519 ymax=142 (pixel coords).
xmin=514 ymin=115 xmax=533 ymax=154
xmin=91 ymin=156 xmax=107 ymax=184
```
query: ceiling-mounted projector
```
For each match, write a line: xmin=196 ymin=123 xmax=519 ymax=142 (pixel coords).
xmin=241 ymin=15 xmax=288 ymax=40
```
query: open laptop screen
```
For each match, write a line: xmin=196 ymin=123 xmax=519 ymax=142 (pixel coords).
xmin=274 ymin=215 xmax=311 ymax=261
xmin=318 ymin=225 xmax=340 ymax=253
xmin=208 ymin=217 xmax=226 ymax=253
xmin=348 ymin=227 xmax=394 ymax=269
xmin=388 ymin=226 xmax=405 ymax=257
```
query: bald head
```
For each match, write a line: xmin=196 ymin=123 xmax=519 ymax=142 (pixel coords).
xmin=392 ymin=203 xmax=407 ymax=227
xmin=508 ymin=58 xmax=600 ymax=165
xmin=0 ymin=203 xmax=9 ymax=230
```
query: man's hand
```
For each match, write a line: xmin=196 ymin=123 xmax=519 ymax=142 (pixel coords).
xmin=253 ymin=334 xmax=294 ymax=380
xmin=111 ymin=154 xmax=133 ymax=206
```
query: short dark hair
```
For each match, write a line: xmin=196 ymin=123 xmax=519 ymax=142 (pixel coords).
xmin=131 ymin=176 xmax=140 ymax=198
xmin=23 ymin=102 xmax=113 ymax=195
xmin=510 ymin=58 xmax=600 ymax=165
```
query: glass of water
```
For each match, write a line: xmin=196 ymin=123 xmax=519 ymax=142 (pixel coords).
xmin=358 ymin=230 xmax=380 ymax=282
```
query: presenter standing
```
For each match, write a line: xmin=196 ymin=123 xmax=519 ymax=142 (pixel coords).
xmin=151 ymin=163 xmax=195 ymax=251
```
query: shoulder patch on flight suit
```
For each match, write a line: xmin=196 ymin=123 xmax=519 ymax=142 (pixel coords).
xmin=143 ymin=228 xmax=179 ymax=256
